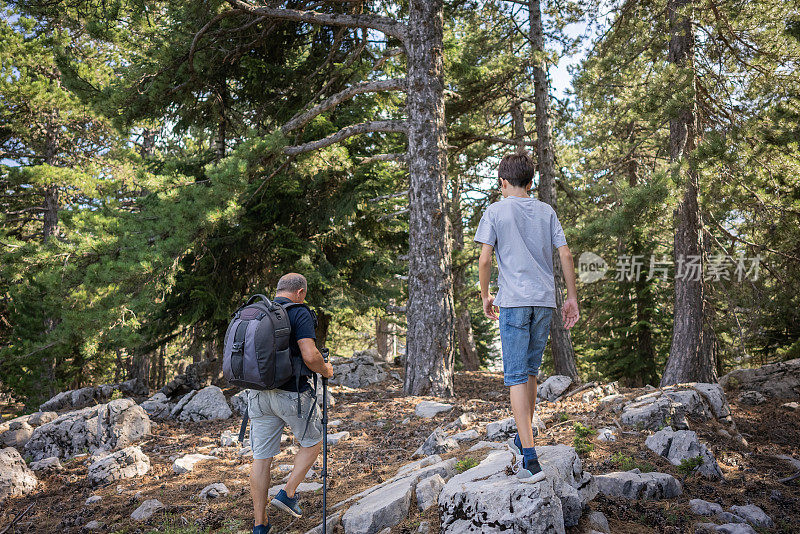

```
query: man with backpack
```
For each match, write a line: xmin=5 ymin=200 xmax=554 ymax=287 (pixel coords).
xmin=242 ymin=273 xmax=334 ymax=534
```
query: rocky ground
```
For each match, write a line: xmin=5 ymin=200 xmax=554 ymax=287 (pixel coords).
xmin=1 ymin=355 xmax=799 ymax=534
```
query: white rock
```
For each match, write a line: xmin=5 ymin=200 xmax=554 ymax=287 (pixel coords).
xmin=30 ymin=456 xmax=63 ymax=473
xmin=327 ymin=431 xmax=350 ymax=445
xmin=719 ymin=358 xmax=800 ymax=399
xmin=645 ymin=427 xmax=722 ymax=478
xmin=87 ymin=446 xmax=150 ymax=486
xmin=415 ymin=401 xmax=454 ymax=419
xmin=328 ymin=419 xmax=343 ymax=427
xmin=342 ymin=477 xmax=413 ymax=534
xmin=444 ymin=412 xmax=476 ymax=430
xmin=417 ymin=521 xmax=430 ymax=534
xmin=85 ymin=495 xmax=102 ymax=505
xmin=131 ymin=498 xmax=164 ymax=521
xmin=229 ymin=390 xmax=248 ymax=415
xmin=413 ymin=428 xmax=459 ymax=457
xmin=467 ymin=441 xmax=506 ymax=452
xmin=620 ymin=397 xmax=687 ymax=430
xmin=24 ymin=399 xmax=151 ymax=462
xmin=175 ymin=386 xmax=232 ymax=421
xmin=415 ymin=473 xmax=445 ymax=511
xmin=486 ymin=415 xmax=545 ymax=440
xmin=199 ymin=482 xmax=230 ymax=500
xmin=83 ymin=520 xmax=103 ymax=531
xmin=596 ymin=428 xmax=616 ymax=442
xmin=782 ymin=401 xmax=800 ymax=411
xmin=172 ymin=453 xmax=217 ymax=474
xmin=438 ymin=450 xmax=564 ymax=533
xmin=451 ymin=429 xmax=479 ymax=442
xmin=690 ymin=498 xmax=724 ymax=516
xmin=595 ymin=470 xmax=682 ymax=499
xmin=729 ymin=504 xmax=773 ymax=528
xmin=268 ymin=482 xmax=322 ymax=497
xmin=329 ymin=351 xmax=387 ymax=389
xmin=587 ymin=511 xmax=610 ymax=533
xmin=538 ymin=375 xmax=573 ymax=401
xmin=220 ymin=430 xmax=239 ymax=447
xmin=0 ymin=447 xmax=37 ymax=501
xmin=139 ymin=392 xmax=172 ymax=420
xmin=303 ymin=510 xmax=343 ymax=534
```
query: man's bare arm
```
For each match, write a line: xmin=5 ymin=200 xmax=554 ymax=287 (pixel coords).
xmin=557 ymin=245 xmax=580 ymax=329
xmin=478 ymin=243 xmax=498 ymax=320
xmin=298 ymin=338 xmax=334 ymax=378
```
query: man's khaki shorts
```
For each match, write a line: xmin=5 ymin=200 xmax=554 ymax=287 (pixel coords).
xmin=247 ymin=388 xmax=323 ymax=460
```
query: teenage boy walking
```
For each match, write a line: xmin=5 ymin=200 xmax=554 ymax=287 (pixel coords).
xmin=248 ymin=273 xmax=334 ymax=534
xmin=474 ymin=151 xmax=580 ymax=481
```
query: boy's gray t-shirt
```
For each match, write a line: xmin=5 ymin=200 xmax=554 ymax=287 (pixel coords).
xmin=474 ymin=196 xmax=567 ymax=308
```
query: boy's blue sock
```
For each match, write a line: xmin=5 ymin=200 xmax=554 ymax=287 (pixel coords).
xmin=522 ymin=446 xmax=538 ymax=463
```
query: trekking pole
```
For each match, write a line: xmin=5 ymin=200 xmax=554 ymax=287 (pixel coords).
xmin=321 ymin=347 xmax=330 ymax=534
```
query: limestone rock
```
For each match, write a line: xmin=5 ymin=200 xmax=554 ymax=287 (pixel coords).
xmin=736 ymin=391 xmax=766 ymax=406
xmin=342 ymin=477 xmax=413 ymax=534
xmin=729 ymin=504 xmax=773 ymax=528
xmin=172 ymin=453 xmax=217 ymax=474
xmin=538 ymin=375 xmax=573 ymax=401
xmin=30 ymin=456 xmax=63 ymax=473
xmin=415 ymin=473 xmax=445 ymax=511
xmin=139 ymin=392 xmax=173 ymax=420
xmin=444 ymin=412 xmax=476 ymax=430
xmin=0 ymin=447 xmax=37 ymax=501
xmin=438 ymin=450 xmax=565 ymax=534
xmin=220 ymin=430 xmax=239 ymax=447
xmin=414 ymin=400 xmax=454 ymax=418
xmin=199 ymin=482 xmax=230 ymax=500
xmin=620 ymin=397 xmax=688 ymax=430
xmin=0 ymin=420 xmax=34 ymax=449
xmin=160 ymin=361 xmax=213 ymax=399
xmin=595 ymin=469 xmax=682 ymax=499
xmin=645 ymin=427 xmax=722 ymax=478
xmin=39 ymin=380 xmax=147 ymax=412
xmin=85 ymin=495 xmax=102 ymax=505
xmin=619 ymin=382 xmax=734 ymax=431
xmin=303 ymin=510 xmax=343 ymax=534
xmin=690 ymin=498 xmax=724 ymax=516
xmin=486 ymin=415 xmax=545 ymax=440
xmin=451 ymin=429 xmax=479 ymax=442
xmin=131 ymin=498 xmax=164 ymax=521
xmin=467 ymin=441 xmax=506 ymax=452
xmin=24 ymin=399 xmax=151 ymax=462
xmin=87 ymin=446 xmax=150 ymax=486
xmin=413 ymin=428 xmax=458 ymax=457
xmin=587 ymin=511 xmax=610 ymax=533
xmin=782 ymin=401 xmax=800 ymax=411
xmin=720 ymin=358 xmax=800 ymax=399
xmin=534 ymin=445 xmax=598 ymax=527
xmin=83 ymin=520 xmax=103 ymax=531
xmin=174 ymin=386 xmax=232 ymax=421
xmin=327 ymin=431 xmax=350 ymax=445
xmin=596 ymin=428 xmax=616 ymax=442
xmin=229 ymin=390 xmax=248 ymax=415
xmin=329 ymin=352 xmax=387 ymax=389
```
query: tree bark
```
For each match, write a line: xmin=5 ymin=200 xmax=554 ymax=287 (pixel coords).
xmin=403 ymin=0 xmax=456 ymax=396
xmin=661 ymin=0 xmax=717 ymax=386
xmin=528 ymin=0 xmax=579 ymax=380
xmin=376 ymin=316 xmax=392 ymax=363
xmin=315 ymin=309 xmax=331 ymax=350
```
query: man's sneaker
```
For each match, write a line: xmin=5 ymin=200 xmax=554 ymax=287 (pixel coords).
xmin=507 ymin=433 xmax=522 ymax=456
xmin=517 ymin=457 xmax=546 ymax=483
xmin=253 ymin=524 xmax=271 ymax=534
xmin=270 ymin=489 xmax=302 ymax=518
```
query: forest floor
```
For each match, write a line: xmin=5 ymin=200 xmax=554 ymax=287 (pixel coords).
xmin=1 ymin=369 xmax=799 ymax=534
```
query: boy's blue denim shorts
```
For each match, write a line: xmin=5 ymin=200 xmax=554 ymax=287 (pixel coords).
xmin=499 ymin=306 xmax=554 ymax=387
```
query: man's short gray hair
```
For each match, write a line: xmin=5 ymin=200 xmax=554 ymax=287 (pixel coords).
xmin=276 ymin=273 xmax=307 ymax=294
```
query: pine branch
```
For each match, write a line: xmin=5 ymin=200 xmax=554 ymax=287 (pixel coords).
xmin=283 ymin=120 xmax=407 ymax=155
xmin=224 ymin=0 xmax=408 ymax=41
xmin=282 ymin=78 xmax=407 ymax=134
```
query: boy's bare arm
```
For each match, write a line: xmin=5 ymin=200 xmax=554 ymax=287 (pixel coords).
xmin=478 ymin=244 xmax=499 ymax=320
xmin=557 ymin=245 xmax=580 ymax=329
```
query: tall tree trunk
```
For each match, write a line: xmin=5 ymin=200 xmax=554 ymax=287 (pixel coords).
xmin=451 ymin=177 xmax=480 ymax=370
xmin=41 ymin=111 xmax=60 ymax=396
xmin=529 ymin=0 xmax=578 ymax=380
xmin=661 ymin=0 xmax=717 ymax=385
xmin=376 ymin=316 xmax=392 ymax=363
xmin=404 ymin=0 xmax=456 ymax=396
xmin=315 ymin=309 xmax=331 ymax=350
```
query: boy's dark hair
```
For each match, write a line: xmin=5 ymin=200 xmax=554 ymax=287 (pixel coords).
xmin=498 ymin=151 xmax=536 ymax=188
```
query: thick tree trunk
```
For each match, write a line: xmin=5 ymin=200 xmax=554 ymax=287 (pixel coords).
xmin=661 ymin=0 xmax=717 ymax=386
xmin=529 ymin=0 xmax=578 ymax=380
xmin=403 ymin=0 xmax=456 ymax=396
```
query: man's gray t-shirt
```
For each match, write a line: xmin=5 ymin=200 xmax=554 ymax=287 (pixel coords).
xmin=474 ymin=196 xmax=567 ymax=308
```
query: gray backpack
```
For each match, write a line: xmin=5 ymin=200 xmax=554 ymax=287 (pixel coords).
xmin=222 ymin=294 xmax=308 ymax=390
